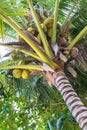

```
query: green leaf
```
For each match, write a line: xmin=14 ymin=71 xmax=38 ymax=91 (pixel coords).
xmin=0 ymin=1 xmax=28 ymax=16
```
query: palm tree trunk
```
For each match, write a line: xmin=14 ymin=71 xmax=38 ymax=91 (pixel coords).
xmin=54 ymin=71 xmax=87 ymax=130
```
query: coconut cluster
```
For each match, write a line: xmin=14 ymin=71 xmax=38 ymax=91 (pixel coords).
xmin=11 ymin=8 xmax=79 ymax=79
xmin=12 ymin=69 xmax=30 ymax=79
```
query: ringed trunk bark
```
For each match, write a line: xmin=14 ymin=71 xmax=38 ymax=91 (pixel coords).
xmin=55 ymin=71 xmax=87 ymax=130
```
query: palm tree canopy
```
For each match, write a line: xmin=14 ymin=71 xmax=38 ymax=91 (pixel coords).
xmin=0 ymin=0 xmax=87 ymax=129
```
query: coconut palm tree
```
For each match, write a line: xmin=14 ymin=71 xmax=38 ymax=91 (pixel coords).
xmin=0 ymin=0 xmax=87 ymax=129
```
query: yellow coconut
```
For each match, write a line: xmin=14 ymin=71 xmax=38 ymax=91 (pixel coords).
xmin=12 ymin=69 xmax=22 ymax=78
xmin=22 ymin=70 xmax=29 ymax=79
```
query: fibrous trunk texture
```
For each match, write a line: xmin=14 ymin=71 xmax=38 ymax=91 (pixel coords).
xmin=55 ymin=71 xmax=87 ymax=130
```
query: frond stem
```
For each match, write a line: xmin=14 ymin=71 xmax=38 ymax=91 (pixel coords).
xmin=0 ymin=13 xmax=57 ymax=68
xmin=27 ymin=0 xmax=54 ymax=58
xmin=68 ymin=26 xmax=87 ymax=50
xmin=0 ymin=44 xmax=41 ymax=61
xmin=0 ymin=65 xmax=43 ymax=71
xmin=51 ymin=0 xmax=59 ymax=44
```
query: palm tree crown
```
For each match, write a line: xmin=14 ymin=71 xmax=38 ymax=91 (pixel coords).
xmin=0 ymin=0 xmax=87 ymax=129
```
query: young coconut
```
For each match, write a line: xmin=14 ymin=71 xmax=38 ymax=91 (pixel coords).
xmin=12 ymin=69 xmax=22 ymax=78
xmin=44 ymin=18 xmax=53 ymax=28
xmin=22 ymin=70 xmax=30 ymax=79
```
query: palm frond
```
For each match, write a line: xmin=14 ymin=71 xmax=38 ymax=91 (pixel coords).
xmin=32 ymin=0 xmax=87 ymax=35
xmin=71 ymin=0 xmax=87 ymax=36
xmin=14 ymin=75 xmax=62 ymax=103
xmin=0 ymin=1 xmax=28 ymax=16
xmin=75 ymin=44 xmax=87 ymax=71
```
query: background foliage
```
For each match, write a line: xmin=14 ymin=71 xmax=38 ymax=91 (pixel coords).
xmin=0 ymin=72 xmax=83 ymax=130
